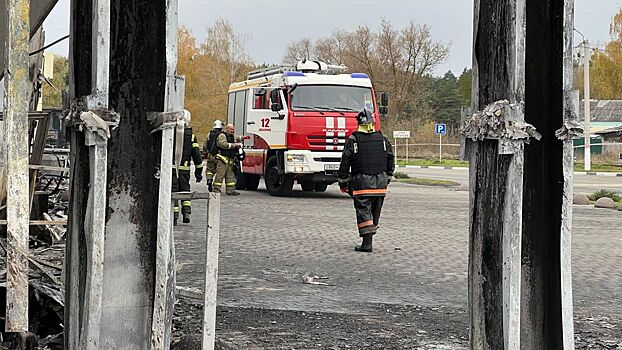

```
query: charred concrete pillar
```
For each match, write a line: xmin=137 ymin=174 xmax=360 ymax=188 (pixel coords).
xmin=467 ymin=0 xmax=578 ymax=349
xmin=66 ymin=0 xmax=176 ymax=348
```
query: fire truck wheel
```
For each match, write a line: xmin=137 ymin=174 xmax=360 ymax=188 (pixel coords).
xmin=265 ymin=156 xmax=294 ymax=196
xmin=246 ymin=174 xmax=260 ymax=191
xmin=314 ymin=183 xmax=328 ymax=192
xmin=300 ymin=182 xmax=315 ymax=192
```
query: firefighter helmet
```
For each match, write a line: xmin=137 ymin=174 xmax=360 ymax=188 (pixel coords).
xmin=213 ymin=120 xmax=223 ymax=129
xmin=182 ymin=109 xmax=192 ymax=125
xmin=356 ymin=109 xmax=374 ymax=125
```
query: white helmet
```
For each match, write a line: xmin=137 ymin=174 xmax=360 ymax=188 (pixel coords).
xmin=182 ymin=109 xmax=192 ymax=125
xmin=213 ymin=120 xmax=223 ymax=129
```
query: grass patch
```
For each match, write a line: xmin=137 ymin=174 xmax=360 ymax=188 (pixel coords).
xmin=395 ymin=177 xmax=460 ymax=188
xmin=588 ymin=189 xmax=622 ymax=203
xmin=397 ymin=159 xmax=469 ymax=167
xmin=394 ymin=172 xmax=410 ymax=179
xmin=574 ymin=163 xmax=622 ymax=173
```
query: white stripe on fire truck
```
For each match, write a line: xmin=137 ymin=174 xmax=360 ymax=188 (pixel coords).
xmin=337 ymin=117 xmax=346 ymax=147
xmin=326 ymin=117 xmax=336 ymax=151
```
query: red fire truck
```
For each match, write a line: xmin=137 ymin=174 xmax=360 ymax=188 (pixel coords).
xmin=227 ymin=60 xmax=388 ymax=196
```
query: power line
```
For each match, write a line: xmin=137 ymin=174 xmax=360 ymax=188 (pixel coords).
xmin=29 ymin=35 xmax=70 ymax=56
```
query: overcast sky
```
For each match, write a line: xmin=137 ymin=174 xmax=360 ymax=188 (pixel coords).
xmin=44 ymin=0 xmax=622 ymax=76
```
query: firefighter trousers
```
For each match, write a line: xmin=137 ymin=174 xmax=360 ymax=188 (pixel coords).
xmin=205 ymin=155 xmax=218 ymax=180
xmin=353 ymin=196 xmax=385 ymax=236
xmin=213 ymin=155 xmax=236 ymax=194
xmin=172 ymin=170 xmax=192 ymax=218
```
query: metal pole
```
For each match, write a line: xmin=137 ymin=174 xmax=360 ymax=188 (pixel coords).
xmin=583 ymin=40 xmax=591 ymax=172
xmin=4 ymin=0 xmax=31 ymax=332
xmin=439 ymin=134 xmax=443 ymax=163
xmin=406 ymin=140 xmax=409 ymax=163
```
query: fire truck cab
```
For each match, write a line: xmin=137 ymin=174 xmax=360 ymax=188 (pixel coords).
xmin=227 ymin=60 xmax=387 ymax=196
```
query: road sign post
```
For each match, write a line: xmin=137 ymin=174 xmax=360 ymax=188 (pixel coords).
xmin=435 ymin=124 xmax=447 ymax=163
xmin=393 ymin=131 xmax=411 ymax=164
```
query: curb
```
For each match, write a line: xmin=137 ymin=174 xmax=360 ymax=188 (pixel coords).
xmin=398 ymin=165 xmax=621 ymax=177
xmin=399 ymin=165 xmax=469 ymax=171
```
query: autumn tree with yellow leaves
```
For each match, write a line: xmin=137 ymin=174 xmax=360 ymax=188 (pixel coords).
xmin=178 ymin=20 xmax=255 ymax=139
xmin=576 ymin=8 xmax=622 ymax=99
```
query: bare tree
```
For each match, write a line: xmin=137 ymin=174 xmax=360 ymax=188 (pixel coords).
xmin=283 ymin=38 xmax=314 ymax=65
xmin=282 ymin=19 xmax=449 ymax=129
xmin=204 ymin=19 xmax=253 ymax=88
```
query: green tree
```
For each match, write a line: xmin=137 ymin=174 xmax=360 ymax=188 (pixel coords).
xmin=428 ymin=71 xmax=462 ymax=131
xmin=42 ymin=55 xmax=69 ymax=109
xmin=457 ymin=68 xmax=472 ymax=107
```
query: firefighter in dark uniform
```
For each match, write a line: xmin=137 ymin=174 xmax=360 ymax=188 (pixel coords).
xmin=212 ymin=123 xmax=244 ymax=195
xmin=203 ymin=120 xmax=224 ymax=192
xmin=173 ymin=110 xmax=204 ymax=225
xmin=338 ymin=109 xmax=395 ymax=252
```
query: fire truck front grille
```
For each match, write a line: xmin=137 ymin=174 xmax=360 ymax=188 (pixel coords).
xmin=313 ymin=157 xmax=341 ymax=163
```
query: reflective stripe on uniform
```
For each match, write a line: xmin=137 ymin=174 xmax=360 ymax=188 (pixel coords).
xmin=176 ymin=166 xmax=191 ymax=171
xmin=206 ymin=172 xmax=214 ymax=176
xmin=352 ymin=189 xmax=387 ymax=196
xmin=216 ymin=154 xmax=233 ymax=164
xmin=192 ymin=143 xmax=200 ymax=148
xmin=182 ymin=201 xmax=191 ymax=207
xmin=173 ymin=207 xmax=180 ymax=213
xmin=195 ymin=164 xmax=203 ymax=168
xmin=213 ymin=182 xmax=222 ymax=186
xmin=226 ymin=182 xmax=236 ymax=187
xmin=357 ymin=220 xmax=373 ymax=228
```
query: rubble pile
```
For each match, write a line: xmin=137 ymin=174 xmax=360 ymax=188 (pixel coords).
xmin=0 ymin=163 xmax=68 ymax=349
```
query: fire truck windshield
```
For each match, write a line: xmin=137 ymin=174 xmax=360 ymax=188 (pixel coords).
xmin=289 ymin=85 xmax=375 ymax=114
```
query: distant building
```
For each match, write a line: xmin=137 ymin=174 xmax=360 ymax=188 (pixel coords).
xmin=579 ymin=100 xmax=622 ymax=133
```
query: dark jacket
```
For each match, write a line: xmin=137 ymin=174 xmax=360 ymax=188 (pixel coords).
xmin=338 ymin=131 xmax=395 ymax=197
xmin=174 ymin=127 xmax=203 ymax=175
xmin=203 ymin=128 xmax=222 ymax=156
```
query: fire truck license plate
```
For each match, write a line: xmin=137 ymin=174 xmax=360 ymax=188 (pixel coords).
xmin=324 ymin=164 xmax=340 ymax=171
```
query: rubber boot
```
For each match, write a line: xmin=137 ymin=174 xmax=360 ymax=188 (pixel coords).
xmin=355 ymin=234 xmax=373 ymax=253
xmin=182 ymin=212 xmax=190 ymax=224
xmin=207 ymin=179 xmax=213 ymax=192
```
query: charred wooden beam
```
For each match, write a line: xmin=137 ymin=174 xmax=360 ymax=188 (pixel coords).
xmin=67 ymin=0 xmax=170 ymax=348
xmin=3 ymin=0 xmax=32 ymax=333
xmin=520 ymin=0 xmax=577 ymax=348
xmin=150 ymin=1 xmax=184 ymax=344
xmin=468 ymin=1 xmax=527 ymax=349
xmin=468 ymin=1 xmax=577 ymax=349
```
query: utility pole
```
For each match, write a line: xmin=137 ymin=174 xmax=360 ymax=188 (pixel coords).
xmin=583 ymin=39 xmax=591 ymax=171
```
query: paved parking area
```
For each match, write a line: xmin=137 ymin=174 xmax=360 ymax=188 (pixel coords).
xmin=175 ymin=182 xmax=622 ymax=320
xmin=172 ymin=181 xmax=621 ymax=348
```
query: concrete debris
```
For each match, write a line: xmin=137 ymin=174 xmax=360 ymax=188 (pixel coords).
xmin=555 ymin=119 xmax=585 ymax=140
xmin=461 ymin=100 xmax=542 ymax=143
xmin=78 ymin=109 xmax=120 ymax=139
xmin=302 ymin=275 xmax=330 ymax=286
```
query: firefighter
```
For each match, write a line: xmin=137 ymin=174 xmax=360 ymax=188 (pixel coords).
xmin=213 ymin=123 xmax=244 ymax=195
xmin=338 ymin=109 xmax=395 ymax=253
xmin=203 ymin=120 xmax=224 ymax=192
xmin=173 ymin=110 xmax=204 ymax=225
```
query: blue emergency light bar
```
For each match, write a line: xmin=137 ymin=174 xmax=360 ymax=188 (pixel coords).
xmin=351 ymin=73 xmax=369 ymax=79
xmin=283 ymin=71 xmax=306 ymax=77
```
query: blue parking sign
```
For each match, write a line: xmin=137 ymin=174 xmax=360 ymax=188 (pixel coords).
xmin=435 ymin=123 xmax=447 ymax=135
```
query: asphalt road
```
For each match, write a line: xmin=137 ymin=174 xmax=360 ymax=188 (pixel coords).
xmin=397 ymin=166 xmax=622 ymax=194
